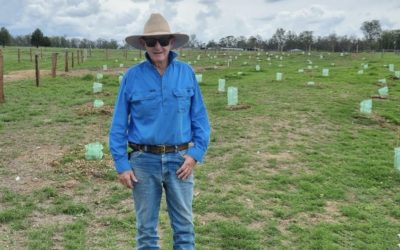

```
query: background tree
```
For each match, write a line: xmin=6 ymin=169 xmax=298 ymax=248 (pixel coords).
xmin=236 ymin=36 xmax=247 ymax=49
xmin=271 ymin=28 xmax=286 ymax=52
xmin=0 ymin=27 xmax=11 ymax=47
xmin=42 ymin=36 xmax=51 ymax=47
xmin=299 ymin=31 xmax=313 ymax=52
xmin=31 ymin=28 xmax=44 ymax=48
xmin=188 ymin=34 xmax=199 ymax=48
xmin=361 ymin=20 xmax=382 ymax=50
xmin=206 ymin=40 xmax=217 ymax=48
xmin=327 ymin=33 xmax=338 ymax=52
xmin=285 ymin=31 xmax=298 ymax=50
xmin=380 ymin=30 xmax=400 ymax=50
xmin=247 ymin=36 xmax=258 ymax=50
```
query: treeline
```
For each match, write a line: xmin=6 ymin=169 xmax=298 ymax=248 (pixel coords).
xmin=0 ymin=28 xmax=119 ymax=49
xmin=192 ymin=20 xmax=400 ymax=52
xmin=0 ymin=20 xmax=399 ymax=52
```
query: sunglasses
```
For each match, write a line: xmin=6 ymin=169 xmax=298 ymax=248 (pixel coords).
xmin=142 ymin=36 xmax=173 ymax=47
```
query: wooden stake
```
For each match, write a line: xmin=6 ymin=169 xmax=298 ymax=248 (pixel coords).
xmin=35 ymin=54 xmax=40 ymax=87
xmin=65 ymin=50 xmax=69 ymax=72
xmin=72 ymin=52 xmax=74 ymax=68
xmin=0 ymin=50 xmax=4 ymax=103
xmin=51 ymin=53 xmax=58 ymax=77
xmin=18 ymin=48 xmax=21 ymax=63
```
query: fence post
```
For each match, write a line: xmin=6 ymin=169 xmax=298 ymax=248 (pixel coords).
xmin=0 ymin=49 xmax=4 ymax=103
xmin=51 ymin=53 xmax=58 ymax=77
xmin=35 ymin=54 xmax=40 ymax=87
xmin=71 ymin=52 xmax=74 ymax=68
xmin=80 ymin=49 xmax=83 ymax=63
xmin=77 ymin=50 xmax=80 ymax=65
xmin=18 ymin=48 xmax=21 ymax=63
xmin=65 ymin=50 xmax=69 ymax=72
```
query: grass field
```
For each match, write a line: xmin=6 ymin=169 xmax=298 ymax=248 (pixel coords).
xmin=1 ymin=47 xmax=400 ymax=249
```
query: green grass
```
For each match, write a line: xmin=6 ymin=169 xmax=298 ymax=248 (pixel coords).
xmin=1 ymin=48 xmax=400 ymax=249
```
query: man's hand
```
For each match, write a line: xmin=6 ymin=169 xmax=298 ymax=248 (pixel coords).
xmin=118 ymin=170 xmax=138 ymax=189
xmin=176 ymin=155 xmax=196 ymax=180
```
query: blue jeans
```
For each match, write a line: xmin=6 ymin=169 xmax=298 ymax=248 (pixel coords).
xmin=130 ymin=150 xmax=195 ymax=250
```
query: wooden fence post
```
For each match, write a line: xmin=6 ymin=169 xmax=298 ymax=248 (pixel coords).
xmin=80 ymin=49 xmax=83 ymax=63
xmin=0 ymin=49 xmax=4 ymax=103
xmin=65 ymin=50 xmax=69 ymax=72
xmin=51 ymin=53 xmax=58 ymax=77
xmin=35 ymin=54 xmax=40 ymax=87
xmin=18 ymin=48 xmax=21 ymax=63
xmin=77 ymin=50 xmax=80 ymax=65
xmin=71 ymin=52 xmax=74 ymax=68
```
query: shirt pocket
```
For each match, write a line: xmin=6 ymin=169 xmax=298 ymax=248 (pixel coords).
xmin=173 ymin=88 xmax=194 ymax=113
xmin=129 ymin=92 xmax=159 ymax=117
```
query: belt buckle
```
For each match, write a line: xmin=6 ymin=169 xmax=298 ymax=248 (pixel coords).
xmin=159 ymin=145 xmax=166 ymax=154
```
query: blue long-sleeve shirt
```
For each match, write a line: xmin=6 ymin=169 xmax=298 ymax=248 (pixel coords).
xmin=109 ymin=51 xmax=211 ymax=174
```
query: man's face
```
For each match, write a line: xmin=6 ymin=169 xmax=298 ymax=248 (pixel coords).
xmin=141 ymin=36 xmax=175 ymax=64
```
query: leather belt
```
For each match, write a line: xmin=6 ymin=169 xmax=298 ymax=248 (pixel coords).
xmin=128 ymin=143 xmax=189 ymax=154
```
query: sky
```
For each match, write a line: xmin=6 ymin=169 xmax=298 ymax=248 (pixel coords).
xmin=0 ymin=0 xmax=399 ymax=45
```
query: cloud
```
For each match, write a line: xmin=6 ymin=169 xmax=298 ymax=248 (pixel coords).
xmin=198 ymin=0 xmax=218 ymax=3
xmin=193 ymin=0 xmax=222 ymax=41
xmin=0 ymin=0 xmax=25 ymax=27
xmin=255 ymin=4 xmax=345 ymax=36
xmin=62 ymin=0 xmax=101 ymax=17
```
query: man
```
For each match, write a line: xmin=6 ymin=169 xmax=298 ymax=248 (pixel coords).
xmin=109 ymin=13 xmax=210 ymax=249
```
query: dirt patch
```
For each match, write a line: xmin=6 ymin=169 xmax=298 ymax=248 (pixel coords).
xmin=256 ymin=151 xmax=293 ymax=161
xmin=73 ymin=102 xmax=114 ymax=116
xmin=4 ymin=68 xmax=127 ymax=83
xmin=196 ymin=212 xmax=238 ymax=226
xmin=0 ymin=144 xmax=67 ymax=194
xmin=277 ymin=200 xmax=344 ymax=234
xmin=225 ymin=104 xmax=251 ymax=111
xmin=4 ymin=69 xmax=51 ymax=82
xmin=29 ymin=211 xmax=76 ymax=229
xmin=0 ymin=226 xmax=26 ymax=249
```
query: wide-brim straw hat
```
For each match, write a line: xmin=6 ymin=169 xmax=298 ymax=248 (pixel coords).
xmin=125 ymin=13 xmax=189 ymax=50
